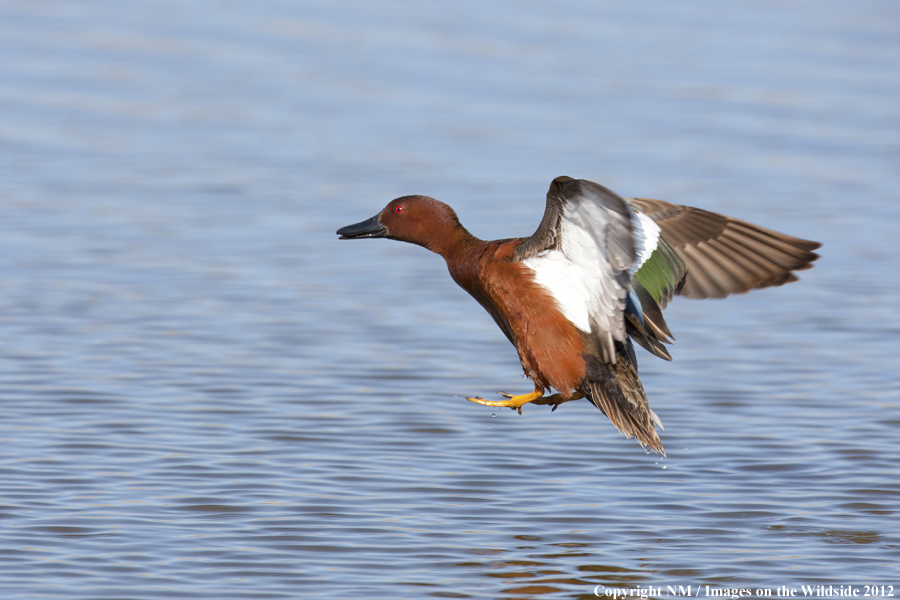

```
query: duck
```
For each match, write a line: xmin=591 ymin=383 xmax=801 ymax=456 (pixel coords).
xmin=336 ymin=176 xmax=820 ymax=454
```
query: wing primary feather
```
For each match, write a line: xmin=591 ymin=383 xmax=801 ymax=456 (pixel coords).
xmin=628 ymin=197 xmax=819 ymax=300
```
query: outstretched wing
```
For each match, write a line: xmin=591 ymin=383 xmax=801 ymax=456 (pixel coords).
xmin=515 ymin=176 xmax=636 ymax=363
xmin=627 ymin=197 xmax=821 ymax=300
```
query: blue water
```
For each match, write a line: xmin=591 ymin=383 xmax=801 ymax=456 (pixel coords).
xmin=1 ymin=1 xmax=898 ymax=598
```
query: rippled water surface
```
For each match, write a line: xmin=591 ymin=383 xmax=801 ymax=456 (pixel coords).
xmin=1 ymin=1 xmax=899 ymax=598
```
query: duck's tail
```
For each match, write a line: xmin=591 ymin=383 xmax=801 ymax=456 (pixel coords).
xmin=583 ymin=340 xmax=665 ymax=456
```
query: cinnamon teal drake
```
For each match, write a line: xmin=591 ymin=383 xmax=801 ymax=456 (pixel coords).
xmin=337 ymin=176 xmax=820 ymax=454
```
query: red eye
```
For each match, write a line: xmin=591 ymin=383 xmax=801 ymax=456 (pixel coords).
xmin=394 ymin=206 xmax=404 ymax=214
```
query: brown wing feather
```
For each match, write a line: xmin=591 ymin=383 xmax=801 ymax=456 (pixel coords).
xmin=628 ymin=197 xmax=820 ymax=300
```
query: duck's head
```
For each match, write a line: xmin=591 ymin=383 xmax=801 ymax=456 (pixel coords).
xmin=337 ymin=195 xmax=469 ymax=254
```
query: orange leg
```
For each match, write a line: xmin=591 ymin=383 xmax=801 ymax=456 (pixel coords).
xmin=532 ymin=390 xmax=584 ymax=412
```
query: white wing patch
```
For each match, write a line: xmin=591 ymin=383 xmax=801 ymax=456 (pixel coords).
xmin=522 ymin=200 xmax=633 ymax=363
xmin=629 ymin=211 xmax=661 ymax=276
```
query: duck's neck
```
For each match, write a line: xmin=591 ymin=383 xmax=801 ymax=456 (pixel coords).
xmin=426 ymin=223 xmax=483 ymax=260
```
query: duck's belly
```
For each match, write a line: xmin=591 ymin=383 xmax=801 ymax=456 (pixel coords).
xmin=485 ymin=262 xmax=588 ymax=397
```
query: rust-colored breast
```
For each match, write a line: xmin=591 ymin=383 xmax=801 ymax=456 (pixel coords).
xmin=448 ymin=240 xmax=587 ymax=398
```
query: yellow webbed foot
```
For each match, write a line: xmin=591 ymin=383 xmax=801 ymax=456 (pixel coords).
xmin=466 ymin=386 xmax=545 ymax=414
